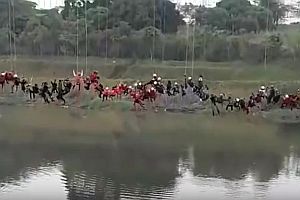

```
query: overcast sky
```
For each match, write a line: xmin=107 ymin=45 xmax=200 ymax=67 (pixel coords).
xmin=33 ymin=0 xmax=296 ymax=10
xmin=33 ymin=0 xmax=220 ymax=8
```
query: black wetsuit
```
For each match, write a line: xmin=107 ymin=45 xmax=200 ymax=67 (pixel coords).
xmin=156 ymin=84 xmax=164 ymax=94
xmin=172 ymin=85 xmax=180 ymax=95
xmin=96 ymin=83 xmax=104 ymax=98
xmin=40 ymin=83 xmax=53 ymax=103
xmin=84 ymin=80 xmax=91 ymax=90
xmin=166 ymin=81 xmax=172 ymax=96
xmin=226 ymin=97 xmax=234 ymax=111
xmin=210 ymin=95 xmax=220 ymax=116
xmin=267 ymin=88 xmax=275 ymax=104
xmin=181 ymin=85 xmax=186 ymax=96
xmin=51 ymin=81 xmax=58 ymax=94
xmin=63 ymin=81 xmax=72 ymax=95
xmin=57 ymin=80 xmax=66 ymax=105
xmin=30 ymin=84 xmax=39 ymax=100
xmin=234 ymin=100 xmax=241 ymax=110
xmin=12 ymin=78 xmax=20 ymax=93
xmin=20 ymin=79 xmax=27 ymax=93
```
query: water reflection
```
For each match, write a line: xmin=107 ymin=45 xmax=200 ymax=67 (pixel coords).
xmin=0 ymin=107 xmax=300 ymax=199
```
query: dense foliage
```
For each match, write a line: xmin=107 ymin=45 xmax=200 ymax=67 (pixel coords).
xmin=1 ymin=0 xmax=299 ymax=63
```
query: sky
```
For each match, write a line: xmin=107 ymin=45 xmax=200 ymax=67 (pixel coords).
xmin=33 ymin=0 xmax=220 ymax=8
xmin=33 ymin=0 xmax=296 ymax=9
xmin=33 ymin=0 xmax=298 ymax=23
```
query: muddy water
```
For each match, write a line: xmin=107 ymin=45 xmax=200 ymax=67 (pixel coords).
xmin=0 ymin=105 xmax=299 ymax=200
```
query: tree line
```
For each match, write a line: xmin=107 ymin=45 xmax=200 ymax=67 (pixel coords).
xmin=0 ymin=0 xmax=299 ymax=64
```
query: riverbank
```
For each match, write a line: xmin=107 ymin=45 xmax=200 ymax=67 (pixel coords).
xmin=1 ymin=56 xmax=299 ymax=96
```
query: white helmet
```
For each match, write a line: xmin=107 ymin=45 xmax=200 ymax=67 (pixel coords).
xmin=154 ymin=81 xmax=158 ymax=85
xmin=1 ymin=72 xmax=5 ymax=76
xmin=138 ymin=82 xmax=142 ymax=86
xmin=285 ymin=94 xmax=289 ymax=98
xmin=199 ymin=77 xmax=203 ymax=81
xmin=151 ymin=87 xmax=155 ymax=91
xmin=260 ymin=86 xmax=265 ymax=90
xmin=153 ymin=73 xmax=157 ymax=77
xmin=174 ymin=82 xmax=178 ymax=85
xmin=105 ymin=87 xmax=109 ymax=90
xmin=157 ymin=77 xmax=162 ymax=81
xmin=188 ymin=77 xmax=192 ymax=80
xmin=128 ymin=85 xmax=132 ymax=89
xmin=236 ymin=98 xmax=240 ymax=102
xmin=13 ymin=74 xmax=18 ymax=78
xmin=134 ymin=83 xmax=138 ymax=87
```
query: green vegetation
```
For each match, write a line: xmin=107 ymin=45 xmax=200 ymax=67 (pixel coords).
xmin=0 ymin=0 xmax=300 ymax=65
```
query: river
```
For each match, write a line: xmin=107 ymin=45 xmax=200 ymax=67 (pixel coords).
xmin=0 ymin=105 xmax=299 ymax=200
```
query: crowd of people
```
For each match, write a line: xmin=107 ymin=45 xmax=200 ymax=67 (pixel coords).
xmin=0 ymin=70 xmax=300 ymax=115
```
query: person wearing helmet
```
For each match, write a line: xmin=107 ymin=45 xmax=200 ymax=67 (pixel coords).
xmin=146 ymin=73 xmax=158 ymax=85
xmin=234 ymin=98 xmax=241 ymax=110
xmin=226 ymin=96 xmax=234 ymax=111
xmin=185 ymin=75 xmax=194 ymax=88
xmin=11 ymin=74 xmax=20 ymax=93
xmin=102 ymin=87 xmax=110 ymax=101
xmin=198 ymin=75 xmax=204 ymax=90
xmin=172 ymin=82 xmax=180 ymax=95
xmin=0 ymin=72 xmax=5 ymax=90
xmin=132 ymin=90 xmax=145 ymax=111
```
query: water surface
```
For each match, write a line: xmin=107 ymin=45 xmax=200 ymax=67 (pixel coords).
xmin=0 ymin=106 xmax=299 ymax=200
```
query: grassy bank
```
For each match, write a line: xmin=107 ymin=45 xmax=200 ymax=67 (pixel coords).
xmin=0 ymin=56 xmax=299 ymax=95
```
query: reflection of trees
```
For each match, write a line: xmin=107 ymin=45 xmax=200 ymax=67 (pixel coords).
xmin=191 ymin=130 xmax=292 ymax=182
xmin=62 ymin=141 xmax=180 ymax=199
xmin=1 ymin=128 xmax=300 ymax=199
xmin=193 ymin=149 xmax=283 ymax=182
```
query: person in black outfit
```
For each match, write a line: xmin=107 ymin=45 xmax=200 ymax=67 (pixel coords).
xmin=56 ymin=80 xmax=66 ymax=105
xmin=166 ymin=80 xmax=172 ymax=96
xmin=226 ymin=96 xmax=234 ymax=111
xmin=210 ymin=94 xmax=220 ymax=116
xmin=51 ymin=79 xmax=58 ymax=95
xmin=20 ymin=78 xmax=27 ymax=93
xmin=267 ymin=85 xmax=275 ymax=104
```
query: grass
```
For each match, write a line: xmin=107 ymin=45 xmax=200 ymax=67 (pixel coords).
xmin=0 ymin=56 xmax=299 ymax=96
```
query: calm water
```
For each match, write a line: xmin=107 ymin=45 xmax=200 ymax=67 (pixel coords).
xmin=0 ymin=105 xmax=300 ymax=200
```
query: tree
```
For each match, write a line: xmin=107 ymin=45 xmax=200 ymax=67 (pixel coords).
xmin=259 ymin=0 xmax=289 ymax=26
xmin=195 ymin=7 xmax=229 ymax=30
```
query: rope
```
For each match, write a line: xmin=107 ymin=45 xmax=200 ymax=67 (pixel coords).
xmin=191 ymin=20 xmax=196 ymax=77
xmin=264 ymin=0 xmax=270 ymax=73
xmin=161 ymin=0 xmax=166 ymax=62
xmin=7 ymin=0 xmax=13 ymax=71
xmin=185 ymin=23 xmax=189 ymax=76
xmin=76 ymin=2 xmax=79 ymax=72
xmin=85 ymin=0 xmax=88 ymax=74
xmin=105 ymin=0 xmax=109 ymax=63
xmin=12 ymin=0 xmax=17 ymax=71
xmin=152 ymin=0 xmax=156 ymax=70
